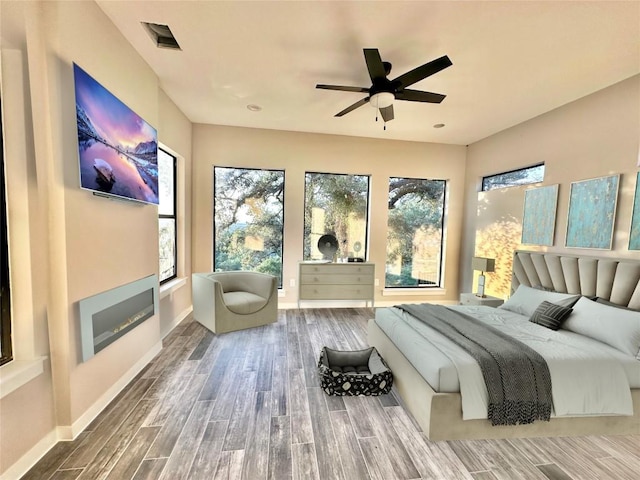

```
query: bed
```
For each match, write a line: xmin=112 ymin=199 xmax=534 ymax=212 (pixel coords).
xmin=368 ymin=250 xmax=640 ymax=440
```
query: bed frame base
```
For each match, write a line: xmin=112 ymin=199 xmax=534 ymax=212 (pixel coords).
xmin=368 ymin=318 xmax=640 ymax=440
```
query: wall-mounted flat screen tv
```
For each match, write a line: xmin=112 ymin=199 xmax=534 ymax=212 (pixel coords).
xmin=73 ymin=63 xmax=159 ymax=205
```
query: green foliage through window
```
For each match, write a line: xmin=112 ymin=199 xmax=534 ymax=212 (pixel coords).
xmin=482 ymin=164 xmax=545 ymax=191
xmin=304 ymin=172 xmax=370 ymax=261
xmin=214 ymin=167 xmax=284 ymax=287
xmin=386 ymin=177 xmax=446 ymax=288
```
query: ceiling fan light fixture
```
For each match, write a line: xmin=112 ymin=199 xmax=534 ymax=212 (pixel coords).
xmin=317 ymin=49 xmax=451 ymax=123
xmin=370 ymin=92 xmax=394 ymax=109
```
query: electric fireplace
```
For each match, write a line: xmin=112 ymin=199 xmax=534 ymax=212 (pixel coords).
xmin=79 ymin=274 xmax=158 ymax=361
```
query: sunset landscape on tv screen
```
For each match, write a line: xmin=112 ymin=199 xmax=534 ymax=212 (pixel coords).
xmin=73 ymin=63 xmax=158 ymax=204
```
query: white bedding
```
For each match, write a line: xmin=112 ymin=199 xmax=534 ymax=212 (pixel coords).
xmin=374 ymin=305 xmax=639 ymax=420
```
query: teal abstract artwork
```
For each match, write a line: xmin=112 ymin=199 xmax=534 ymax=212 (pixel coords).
xmin=566 ymin=175 xmax=619 ymax=249
xmin=630 ymin=171 xmax=640 ymax=250
xmin=522 ymin=185 xmax=558 ymax=246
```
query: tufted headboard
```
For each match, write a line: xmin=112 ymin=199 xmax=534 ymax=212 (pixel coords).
xmin=511 ymin=250 xmax=640 ymax=310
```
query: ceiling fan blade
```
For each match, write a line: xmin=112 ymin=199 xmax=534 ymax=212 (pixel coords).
xmin=364 ymin=48 xmax=387 ymax=81
xmin=395 ymin=89 xmax=446 ymax=103
xmin=316 ymin=84 xmax=369 ymax=93
xmin=392 ymin=55 xmax=452 ymax=89
xmin=335 ymin=97 xmax=370 ymax=117
xmin=379 ymin=105 xmax=394 ymax=122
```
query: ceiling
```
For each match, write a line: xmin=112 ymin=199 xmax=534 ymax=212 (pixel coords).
xmin=95 ymin=1 xmax=640 ymax=146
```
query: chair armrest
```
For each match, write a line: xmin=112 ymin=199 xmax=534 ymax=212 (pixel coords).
xmin=192 ymin=273 xmax=228 ymax=318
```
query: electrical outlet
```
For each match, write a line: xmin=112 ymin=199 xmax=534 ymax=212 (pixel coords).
xmin=290 ymin=278 xmax=296 ymax=287
xmin=374 ymin=278 xmax=380 ymax=286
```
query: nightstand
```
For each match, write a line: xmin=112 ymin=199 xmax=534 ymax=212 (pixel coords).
xmin=460 ymin=293 xmax=504 ymax=307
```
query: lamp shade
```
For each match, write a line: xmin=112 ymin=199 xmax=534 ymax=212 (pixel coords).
xmin=472 ymin=256 xmax=495 ymax=273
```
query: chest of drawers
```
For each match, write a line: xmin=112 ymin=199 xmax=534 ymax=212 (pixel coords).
xmin=298 ymin=262 xmax=375 ymax=307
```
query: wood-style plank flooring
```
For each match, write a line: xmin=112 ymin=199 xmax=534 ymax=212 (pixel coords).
xmin=21 ymin=308 xmax=640 ymax=480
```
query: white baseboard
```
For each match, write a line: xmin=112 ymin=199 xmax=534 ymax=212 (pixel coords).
xmin=56 ymin=305 xmax=191 ymax=441
xmin=0 ymin=305 xmax=197 ymax=479
xmin=1 ymin=342 xmax=161 ymax=479
xmin=60 ymin=341 xmax=163 ymax=441
xmin=162 ymin=305 xmax=192 ymax=339
xmin=0 ymin=429 xmax=58 ymax=480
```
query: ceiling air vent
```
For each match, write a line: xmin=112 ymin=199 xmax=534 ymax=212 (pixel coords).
xmin=142 ymin=22 xmax=181 ymax=50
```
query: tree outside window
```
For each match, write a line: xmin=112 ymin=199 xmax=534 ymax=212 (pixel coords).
xmin=303 ymin=172 xmax=370 ymax=261
xmin=482 ymin=164 xmax=545 ymax=191
xmin=386 ymin=177 xmax=446 ymax=288
xmin=213 ymin=167 xmax=284 ymax=287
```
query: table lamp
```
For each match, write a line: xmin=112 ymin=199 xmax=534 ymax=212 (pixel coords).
xmin=472 ymin=256 xmax=495 ymax=298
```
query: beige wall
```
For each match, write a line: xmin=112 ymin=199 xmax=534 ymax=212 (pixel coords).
xmin=0 ymin=1 xmax=192 ymax=476
xmin=461 ymin=75 xmax=640 ymax=293
xmin=192 ymin=124 xmax=468 ymax=307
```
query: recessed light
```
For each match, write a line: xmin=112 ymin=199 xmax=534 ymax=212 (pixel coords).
xmin=433 ymin=123 xmax=445 ymax=129
xmin=247 ymin=104 xmax=262 ymax=112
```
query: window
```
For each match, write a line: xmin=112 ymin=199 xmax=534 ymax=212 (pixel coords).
xmin=481 ymin=164 xmax=545 ymax=191
xmin=304 ymin=172 xmax=370 ymax=261
xmin=386 ymin=177 xmax=446 ymax=288
xmin=0 ymin=94 xmax=12 ymax=365
xmin=158 ymin=148 xmax=177 ymax=284
xmin=213 ymin=167 xmax=285 ymax=287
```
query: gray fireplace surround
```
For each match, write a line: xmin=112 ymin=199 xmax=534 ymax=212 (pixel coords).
xmin=79 ymin=274 xmax=159 ymax=362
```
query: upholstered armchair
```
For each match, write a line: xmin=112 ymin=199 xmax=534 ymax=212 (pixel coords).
xmin=192 ymin=271 xmax=278 ymax=334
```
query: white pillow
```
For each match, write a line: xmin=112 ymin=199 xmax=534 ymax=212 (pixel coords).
xmin=562 ymin=296 xmax=640 ymax=358
xmin=498 ymin=284 xmax=580 ymax=317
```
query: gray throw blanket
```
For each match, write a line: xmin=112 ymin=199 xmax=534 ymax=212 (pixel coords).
xmin=397 ymin=304 xmax=552 ymax=426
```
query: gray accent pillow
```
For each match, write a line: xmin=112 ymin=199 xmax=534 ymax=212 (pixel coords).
xmin=529 ymin=301 xmax=573 ymax=331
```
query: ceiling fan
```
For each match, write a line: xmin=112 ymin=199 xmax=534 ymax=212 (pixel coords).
xmin=316 ymin=48 xmax=452 ymax=127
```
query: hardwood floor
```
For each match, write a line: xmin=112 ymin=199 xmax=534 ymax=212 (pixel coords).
xmin=21 ymin=308 xmax=640 ymax=480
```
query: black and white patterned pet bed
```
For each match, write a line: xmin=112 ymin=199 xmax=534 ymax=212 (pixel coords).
xmin=318 ymin=346 xmax=393 ymax=396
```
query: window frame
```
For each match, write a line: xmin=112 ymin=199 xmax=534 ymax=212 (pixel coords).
xmin=303 ymin=171 xmax=371 ymax=261
xmin=0 ymin=93 xmax=12 ymax=366
xmin=212 ymin=166 xmax=285 ymax=288
xmin=385 ymin=176 xmax=447 ymax=289
xmin=481 ymin=163 xmax=545 ymax=192
xmin=158 ymin=147 xmax=177 ymax=285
